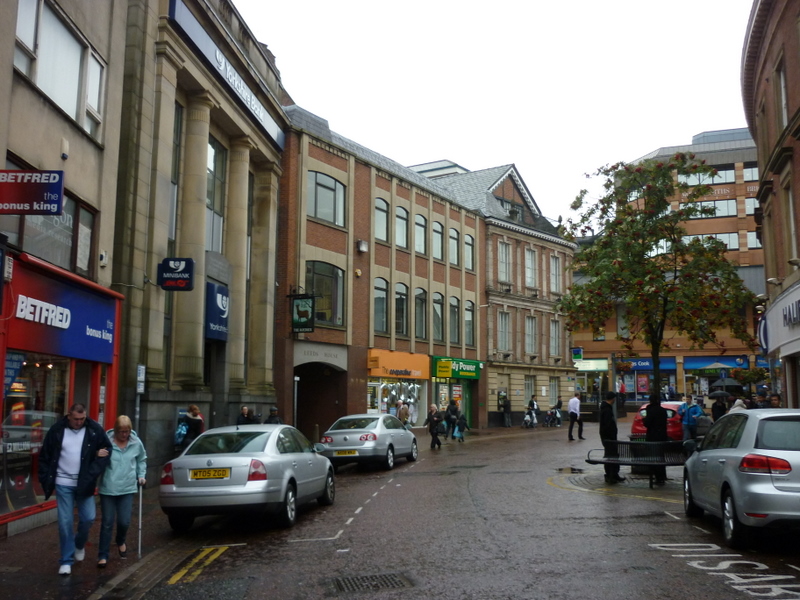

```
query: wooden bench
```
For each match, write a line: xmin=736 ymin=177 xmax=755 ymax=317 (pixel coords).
xmin=585 ymin=440 xmax=687 ymax=488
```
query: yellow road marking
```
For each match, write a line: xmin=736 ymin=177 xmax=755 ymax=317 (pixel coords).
xmin=167 ymin=546 xmax=228 ymax=585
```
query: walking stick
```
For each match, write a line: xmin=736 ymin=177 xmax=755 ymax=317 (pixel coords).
xmin=138 ymin=481 xmax=143 ymax=559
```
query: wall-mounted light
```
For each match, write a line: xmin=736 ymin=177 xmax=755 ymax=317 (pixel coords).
xmin=756 ymin=293 xmax=768 ymax=300
xmin=755 ymin=305 xmax=765 ymax=312
xmin=356 ymin=240 xmax=368 ymax=253
xmin=789 ymin=258 xmax=800 ymax=267
xmin=767 ymin=277 xmax=783 ymax=285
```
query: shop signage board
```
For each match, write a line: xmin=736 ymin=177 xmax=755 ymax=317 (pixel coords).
xmin=432 ymin=356 xmax=482 ymax=379
xmin=157 ymin=258 xmax=194 ymax=290
xmin=205 ymin=282 xmax=229 ymax=341
xmin=0 ymin=170 xmax=64 ymax=215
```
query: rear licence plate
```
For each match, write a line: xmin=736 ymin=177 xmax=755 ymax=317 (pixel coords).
xmin=335 ymin=450 xmax=358 ymax=456
xmin=191 ymin=468 xmax=230 ymax=480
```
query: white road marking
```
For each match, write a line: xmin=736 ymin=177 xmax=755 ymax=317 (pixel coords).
xmin=692 ymin=526 xmax=711 ymax=534
xmin=355 ymin=507 xmax=363 ymax=514
xmin=346 ymin=518 xmax=354 ymax=525
xmin=664 ymin=511 xmax=681 ymax=520
xmin=337 ymin=549 xmax=350 ymax=553
xmin=788 ymin=564 xmax=800 ymax=572
xmin=288 ymin=530 xmax=343 ymax=543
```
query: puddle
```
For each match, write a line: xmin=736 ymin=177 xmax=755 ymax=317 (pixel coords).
xmin=557 ymin=467 xmax=584 ymax=474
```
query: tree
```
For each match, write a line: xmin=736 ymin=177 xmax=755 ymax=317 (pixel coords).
xmin=558 ymin=153 xmax=757 ymax=399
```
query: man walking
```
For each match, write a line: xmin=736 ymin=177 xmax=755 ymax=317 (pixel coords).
xmin=567 ymin=392 xmax=584 ymax=441
xmin=38 ymin=404 xmax=112 ymax=575
xmin=599 ymin=392 xmax=625 ymax=484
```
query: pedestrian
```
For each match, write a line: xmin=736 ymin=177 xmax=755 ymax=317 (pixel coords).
xmin=423 ymin=404 xmax=444 ymax=449
xmin=677 ymin=396 xmax=704 ymax=441
xmin=236 ymin=405 xmax=258 ymax=425
xmin=97 ymin=415 xmax=147 ymax=568
xmin=454 ymin=413 xmax=471 ymax=442
xmin=642 ymin=397 xmax=668 ymax=485
xmin=396 ymin=400 xmax=410 ymax=425
xmin=729 ymin=398 xmax=748 ymax=413
xmin=180 ymin=404 xmax=205 ymax=449
xmin=264 ymin=406 xmax=283 ymax=424
xmin=444 ymin=399 xmax=459 ymax=440
xmin=711 ymin=396 xmax=728 ymax=422
xmin=554 ymin=396 xmax=563 ymax=426
xmin=599 ymin=392 xmax=625 ymax=484
xmin=769 ymin=393 xmax=782 ymax=408
xmin=502 ymin=394 xmax=512 ymax=427
xmin=567 ymin=391 xmax=584 ymax=441
xmin=37 ymin=404 xmax=112 ymax=576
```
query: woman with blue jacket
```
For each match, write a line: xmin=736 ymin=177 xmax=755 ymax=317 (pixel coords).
xmin=97 ymin=415 xmax=147 ymax=567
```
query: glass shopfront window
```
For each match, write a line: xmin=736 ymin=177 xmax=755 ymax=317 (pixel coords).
xmin=367 ymin=378 xmax=426 ymax=427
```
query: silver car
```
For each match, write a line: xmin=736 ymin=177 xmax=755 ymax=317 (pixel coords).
xmin=683 ymin=409 xmax=800 ymax=548
xmin=159 ymin=424 xmax=335 ymax=531
xmin=320 ymin=414 xmax=418 ymax=471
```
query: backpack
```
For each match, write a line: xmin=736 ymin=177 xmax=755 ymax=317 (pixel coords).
xmin=174 ymin=419 xmax=188 ymax=446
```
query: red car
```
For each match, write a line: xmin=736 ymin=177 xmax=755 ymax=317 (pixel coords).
xmin=630 ymin=402 xmax=711 ymax=441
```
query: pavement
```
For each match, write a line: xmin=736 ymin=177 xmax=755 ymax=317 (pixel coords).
xmin=0 ymin=413 xmax=683 ymax=600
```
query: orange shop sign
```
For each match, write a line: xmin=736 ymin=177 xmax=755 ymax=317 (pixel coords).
xmin=368 ymin=350 xmax=430 ymax=379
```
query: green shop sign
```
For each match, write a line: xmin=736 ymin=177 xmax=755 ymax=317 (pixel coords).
xmin=433 ymin=357 xmax=482 ymax=379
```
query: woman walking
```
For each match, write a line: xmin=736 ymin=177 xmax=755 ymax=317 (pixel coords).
xmin=97 ymin=415 xmax=147 ymax=567
xmin=423 ymin=404 xmax=444 ymax=450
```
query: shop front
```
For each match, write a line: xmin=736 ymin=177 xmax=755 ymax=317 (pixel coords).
xmin=367 ymin=350 xmax=430 ymax=427
xmin=761 ymin=285 xmax=800 ymax=407
xmin=615 ymin=356 xmax=677 ymax=403
xmin=682 ymin=355 xmax=750 ymax=399
xmin=431 ymin=357 xmax=482 ymax=426
xmin=573 ymin=358 xmax=609 ymax=404
xmin=0 ymin=254 xmax=122 ymax=522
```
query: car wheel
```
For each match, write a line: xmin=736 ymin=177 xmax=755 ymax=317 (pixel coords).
xmin=318 ymin=470 xmax=335 ymax=506
xmin=278 ymin=484 xmax=297 ymax=528
xmin=407 ymin=439 xmax=418 ymax=462
xmin=167 ymin=512 xmax=194 ymax=533
xmin=683 ymin=473 xmax=703 ymax=518
xmin=383 ymin=446 xmax=395 ymax=470
xmin=722 ymin=489 xmax=748 ymax=549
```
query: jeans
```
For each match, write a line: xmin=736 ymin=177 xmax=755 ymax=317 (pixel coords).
xmin=99 ymin=493 xmax=135 ymax=560
xmin=55 ymin=484 xmax=96 ymax=565
xmin=503 ymin=412 xmax=512 ymax=427
xmin=682 ymin=423 xmax=697 ymax=441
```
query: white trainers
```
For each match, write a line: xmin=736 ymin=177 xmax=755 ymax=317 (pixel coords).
xmin=74 ymin=547 xmax=85 ymax=561
xmin=58 ymin=565 xmax=71 ymax=576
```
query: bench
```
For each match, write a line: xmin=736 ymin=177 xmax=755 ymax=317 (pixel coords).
xmin=585 ymin=440 xmax=687 ymax=488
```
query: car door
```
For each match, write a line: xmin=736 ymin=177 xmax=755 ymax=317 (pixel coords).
xmin=276 ymin=428 xmax=313 ymax=501
xmin=286 ymin=428 xmax=327 ymax=501
xmin=383 ymin=415 xmax=411 ymax=456
xmin=694 ymin=414 xmax=747 ymax=511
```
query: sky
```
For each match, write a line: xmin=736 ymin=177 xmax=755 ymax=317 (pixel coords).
xmin=232 ymin=0 xmax=755 ymax=222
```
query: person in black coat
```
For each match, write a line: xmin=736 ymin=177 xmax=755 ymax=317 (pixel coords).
xmin=423 ymin=404 xmax=443 ymax=449
xmin=444 ymin=400 xmax=459 ymax=440
xmin=711 ymin=396 xmax=728 ymax=422
xmin=599 ymin=392 xmax=625 ymax=484
xmin=642 ymin=398 xmax=668 ymax=485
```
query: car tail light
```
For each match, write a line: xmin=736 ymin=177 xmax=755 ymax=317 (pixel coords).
xmin=248 ymin=459 xmax=267 ymax=481
xmin=160 ymin=462 xmax=174 ymax=485
xmin=359 ymin=433 xmax=377 ymax=441
xmin=739 ymin=454 xmax=792 ymax=475
xmin=321 ymin=436 xmax=333 ymax=443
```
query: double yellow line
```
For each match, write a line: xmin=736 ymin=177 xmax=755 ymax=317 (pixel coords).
xmin=168 ymin=545 xmax=238 ymax=584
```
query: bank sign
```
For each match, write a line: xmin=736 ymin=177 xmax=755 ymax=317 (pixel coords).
xmin=0 ymin=170 xmax=64 ymax=215
xmin=9 ymin=260 xmax=116 ymax=363
xmin=433 ymin=357 xmax=482 ymax=379
xmin=205 ymin=282 xmax=229 ymax=341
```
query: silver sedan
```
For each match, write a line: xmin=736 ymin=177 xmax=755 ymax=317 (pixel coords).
xmin=320 ymin=413 xmax=418 ymax=470
xmin=683 ymin=409 xmax=800 ymax=548
xmin=159 ymin=424 xmax=335 ymax=531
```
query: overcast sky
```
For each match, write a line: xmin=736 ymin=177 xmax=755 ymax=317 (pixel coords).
xmin=232 ymin=0 xmax=754 ymax=221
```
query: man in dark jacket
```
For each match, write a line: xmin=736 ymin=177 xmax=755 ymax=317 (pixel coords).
xmin=599 ymin=392 xmax=625 ymax=484
xmin=643 ymin=397 xmax=669 ymax=485
xmin=38 ymin=404 xmax=111 ymax=575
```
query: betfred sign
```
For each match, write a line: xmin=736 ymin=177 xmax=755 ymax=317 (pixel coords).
xmin=0 ymin=170 xmax=64 ymax=215
xmin=157 ymin=258 xmax=194 ymax=291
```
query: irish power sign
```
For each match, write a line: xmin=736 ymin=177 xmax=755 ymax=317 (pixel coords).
xmin=0 ymin=170 xmax=64 ymax=215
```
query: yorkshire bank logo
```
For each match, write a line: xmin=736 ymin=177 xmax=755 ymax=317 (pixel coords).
xmin=168 ymin=260 xmax=185 ymax=271
xmin=216 ymin=293 xmax=229 ymax=318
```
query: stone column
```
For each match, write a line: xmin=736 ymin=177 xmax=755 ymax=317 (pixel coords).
xmin=173 ymin=92 xmax=215 ymax=388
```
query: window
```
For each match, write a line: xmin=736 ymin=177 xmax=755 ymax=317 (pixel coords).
xmin=415 ymin=288 xmax=427 ymax=339
xmin=170 ymin=103 xmax=183 ymax=242
xmin=616 ymin=304 xmax=629 ymax=337
xmin=15 ymin=0 xmax=106 ymax=137
xmin=745 ymin=197 xmax=757 ymax=216
xmin=747 ymin=231 xmax=762 ymax=249
xmin=306 ymin=262 xmax=344 ymax=326
xmin=525 ymin=248 xmax=537 ymax=288
xmin=206 ymin=136 xmax=227 ymax=253
xmin=449 ymin=297 xmax=460 ymax=344
xmin=743 ymin=163 xmax=759 ymax=182
xmin=433 ymin=293 xmax=444 ymax=342
xmin=374 ymin=278 xmax=388 ymax=334
xmin=395 ymin=207 xmax=408 ymax=249
xmin=710 ymin=165 xmax=736 ymax=184
xmin=681 ymin=199 xmax=737 ymax=218
xmin=395 ymin=283 xmax=408 ymax=336
xmin=375 ymin=198 xmax=389 ymax=242
xmin=498 ymin=312 xmax=510 ymax=351
xmin=465 ymin=301 xmax=475 ymax=346
xmin=685 ymin=233 xmax=740 ymax=250
xmin=307 ymin=171 xmax=345 ymax=226
xmin=449 ymin=229 xmax=459 ymax=266
xmin=498 ymin=241 xmax=511 ymax=282
xmin=465 ymin=235 xmax=475 ymax=270
xmin=550 ymin=255 xmax=562 ymax=293
xmin=432 ymin=222 xmax=444 ymax=260
xmin=414 ymin=214 xmax=427 ymax=254
xmin=525 ymin=316 xmax=537 ymax=355
xmin=777 ymin=61 xmax=789 ymax=129
xmin=549 ymin=319 xmax=561 ymax=355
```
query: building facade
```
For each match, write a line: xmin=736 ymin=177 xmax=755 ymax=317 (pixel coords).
xmin=574 ymin=129 xmax=766 ymax=403
xmin=742 ymin=0 xmax=800 ymax=407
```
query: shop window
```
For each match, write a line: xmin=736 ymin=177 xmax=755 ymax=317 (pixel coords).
xmin=306 ymin=261 xmax=344 ymax=326
xmin=307 ymin=171 xmax=345 ymax=227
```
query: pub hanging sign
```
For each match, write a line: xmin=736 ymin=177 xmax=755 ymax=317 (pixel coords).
xmin=291 ymin=295 xmax=315 ymax=333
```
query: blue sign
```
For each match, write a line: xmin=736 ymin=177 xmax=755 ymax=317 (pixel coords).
xmin=205 ymin=282 xmax=229 ymax=341
xmin=157 ymin=257 xmax=194 ymax=291
xmin=626 ymin=357 xmax=677 ymax=370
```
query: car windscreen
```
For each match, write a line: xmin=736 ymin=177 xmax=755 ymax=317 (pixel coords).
xmin=757 ymin=417 xmax=800 ymax=451
xmin=330 ymin=417 xmax=378 ymax=431
xmin=186 ymin=431 xmax=270 ymax=455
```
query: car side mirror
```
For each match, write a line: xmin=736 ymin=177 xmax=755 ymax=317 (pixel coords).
xmin=683 ymin=439 xmax=697 ymax=455
xmin=313 ymin=442 xmax=326 ymax=453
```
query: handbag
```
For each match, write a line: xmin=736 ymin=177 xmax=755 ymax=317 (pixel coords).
xmin=436 ymin=421 xmax=446 ymax=435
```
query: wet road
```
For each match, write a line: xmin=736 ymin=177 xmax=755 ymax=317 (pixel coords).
xmin=3 ymin=421 xmax=800 ymax=599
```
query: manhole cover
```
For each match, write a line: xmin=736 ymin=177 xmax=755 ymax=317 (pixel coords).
xmin=334 ymin=573 xmax=412 ymax=592
xmin=557 ymin=467 xmax=584 ymax=473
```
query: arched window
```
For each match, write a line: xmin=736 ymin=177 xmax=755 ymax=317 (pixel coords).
xmin=449 ymin=297 xmax=460 ymax=344
xmin=305 ymin=261 xmax=345 ymax=326
xmin=307 ymin=171 xmax=345 ymax=226
xmin=433 ymin=293 xmax=444 ymax=342
xmin=395 ymin=283 xmax=409 ymax=336
xmin=375 ymin=198 xmax=389 ymax=242
xmin=415 ymin=288 xmax=427 ymax=339
xmin=374 ymin=278 xmax=388 ymax=334
xmin=395 ymin=207 xmax=408 ymax=249
xmin=465 ymin=234 xmax=475 ymax=271
xmin=414 ymin=214 xmax=427 ymax=254
xmin=432 ymin=222 xmax=444 ymax=260
xmin=449 ymin=229 xmax=459 ymax=266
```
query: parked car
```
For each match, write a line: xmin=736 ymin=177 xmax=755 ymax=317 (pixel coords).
xmin=630 ymin=402 xmax=711 ymax=441
xmin=683 ymin=409 xmax=800 ymax=548
xmin=159 ymin=424 xmax=334 ymax=532
xmin=320 ymin=413 xmax=418 ymax=471
xmin=0 ymin=410 xmax=60 ymax=448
